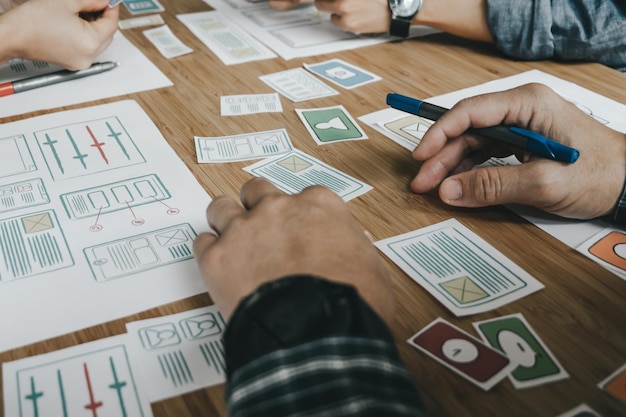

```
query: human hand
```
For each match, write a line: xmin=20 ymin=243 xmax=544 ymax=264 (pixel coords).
xmin=411 ymin=83 xmax=626 ymax=220
xmin=193 ymin=178 xmax=394 ymax=323
xmin=315 ymin=0 xmax=389 ymax=35
xmin=268 ymin=0 xmax=312 ymax=11
xmin=4 ymin=0 xmax=119 ymax=70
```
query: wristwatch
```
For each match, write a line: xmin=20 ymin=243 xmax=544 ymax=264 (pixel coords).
xmin=388 ymin=0 xmax=423 ymax=38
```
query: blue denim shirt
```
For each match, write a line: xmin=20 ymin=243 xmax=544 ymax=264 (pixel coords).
xmin=487 ymin=0 xmax=626 ymax=72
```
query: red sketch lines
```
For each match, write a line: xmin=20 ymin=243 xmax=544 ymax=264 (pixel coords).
xmin=87 ymin=125 xmax=109 ymax=165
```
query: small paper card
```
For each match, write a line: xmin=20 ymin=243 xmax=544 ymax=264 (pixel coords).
xmin=304 ymin=59 xmax=381 ymax=89
xmin=598 ymin=363 xmax=626 ymax=406
xmin=260 ymin=68 xmax=338 ymax=102
xmin=473 ymin=313 xmax=569 ymax=388
xmin=296 ymin=105 xmax=367 ymax=145
xmin=243 ymin=149 xmax=372 ymax=201
xmin=408 ymin=317 xmax=513 ymax=391
xmin=374 ymin=218 xmax=544 ymax=316
xmin=195 ymin=128 xmax=293 ymax=163
xmin=125 ymin=305 xmax=227 ymax=402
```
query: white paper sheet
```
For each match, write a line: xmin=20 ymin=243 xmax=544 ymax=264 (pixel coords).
xmin=0 ymin=31 xmax=172 ymax=119
xmin=126 ymin=305 xmax=226 ymax=401
xmin=3 ymin=334 xmax=154 ymax=417
xmin=0 ymin=100 xmax=211 ymax=353
xmin=203 ymin=0 xmax=439 ymax=60
xmin=177 ymin=11 xmax=277 ymax=65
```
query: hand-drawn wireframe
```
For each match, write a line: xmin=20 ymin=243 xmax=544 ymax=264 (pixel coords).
xmin=83 ymin=223 xmax=197 ymax=281
xmin=130 ymin=307 xmax=227 ymax=394
xmin=0 ymin=178 xmax=49 ymax=214
xmin=244 ymin=150 xmax=372 ymax=201
xmin=195 ymin=128 xmax=293 ymax=163
xmin=0 ymin=209 xmax=74 ymax=282
xmin=34 ymin=116 xmax=146 ymax=181
xmin=60 ymin=174 xmax=171 ymax=220
xmin=12 ymin=343 xmax=150 ymax=417
xmin=384 ymin=115 xmax=433 ymax=147
xmin=0 ymin=135 xmax=37 ymax=179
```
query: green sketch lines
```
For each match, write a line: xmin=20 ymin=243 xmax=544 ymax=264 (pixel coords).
xmin=60 ymin=174 xmax=171 ymax=220
xmin=0 ymin=178 xmax=49 ymax=214
xmin=83 ymin=223 xmax=197 ymax=281
xmin=12 ymin=343 xmax=149 ymax=417
xmin=0 ymin=135 xmax=37 ymax=178
xmin=0 ymin=210 xmax=73 ymax=282
xmin=34 ymin=117 xmax=145 ymax=181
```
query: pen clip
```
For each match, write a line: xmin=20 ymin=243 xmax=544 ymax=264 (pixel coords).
xmin=509 ymin=126 xmax=579 ymax=163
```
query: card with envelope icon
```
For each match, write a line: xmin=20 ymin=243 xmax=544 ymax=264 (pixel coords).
xmin=383 ymin=115 xmax=433 ymax=147
xmin=243 ymin=149 xmax=372 ymax=202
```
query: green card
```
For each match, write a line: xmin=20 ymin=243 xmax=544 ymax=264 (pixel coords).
xmin=296 ymin=105 xmax=367 ymax=144
xmin=473 ymin=313 xmax=568 ymax=388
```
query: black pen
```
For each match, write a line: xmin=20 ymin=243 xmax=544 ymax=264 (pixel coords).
xmin=0 ymin=61 xmax=119 ymax=97
xmin=386 ymin=92 xmax=579 ymax=164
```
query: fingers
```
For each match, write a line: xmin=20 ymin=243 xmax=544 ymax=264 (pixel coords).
xmin=436 ymin=163 xmax=550 ymax=208
xmin=240 ymin=177 xmax=285 ymax=210
xmin=268 ymin=0 xmax=301 ymax=10
xmin=192 ymin=232 xmax=217 ymax=263
xmin=206 ymin=195 xmax=245 ymax=235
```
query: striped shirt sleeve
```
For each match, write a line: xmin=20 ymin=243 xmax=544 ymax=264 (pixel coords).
xmin=226 ymin=337 xmax=426 ymax=417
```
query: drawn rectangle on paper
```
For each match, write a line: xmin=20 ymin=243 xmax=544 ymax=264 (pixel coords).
xmin=3 ymin=335 xmax=152 ymax=417
xmin=0 ymin=178 xmax=49 ymax=213
xmin=0 ymin=210 xmax=74 ymax=282
xmin=84 ymin=223 xmax=197 ymax=281
xmin=60 ymin=174 xmax=170 ymax=219
xmin=0 ymin=135 xmax=37 ymax=179
xmin=34 ymin=116 xmax=145 ymax=181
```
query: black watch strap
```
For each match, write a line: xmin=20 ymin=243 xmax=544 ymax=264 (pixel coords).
xmin=390 ymin=17 xmax=412 ymax=38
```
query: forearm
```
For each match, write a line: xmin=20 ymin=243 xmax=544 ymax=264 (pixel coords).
xmin=0 ymin=8 xmax=20 ymax=63
xmin=224 ymin=276 xmax=425 ymax=416
xmin=413 ymin=0 xmax=493 ymax=43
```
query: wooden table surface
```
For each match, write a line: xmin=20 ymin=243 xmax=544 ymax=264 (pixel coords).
xmin=2 ymin=1 xmax=626 ymax=416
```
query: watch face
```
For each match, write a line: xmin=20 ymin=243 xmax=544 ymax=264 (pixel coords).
xmin=389 ymin=0 xmax=421 ymax=18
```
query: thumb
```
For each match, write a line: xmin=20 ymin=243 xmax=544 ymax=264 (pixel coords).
xmin=438 ymin=164 xmax=539 ymax=208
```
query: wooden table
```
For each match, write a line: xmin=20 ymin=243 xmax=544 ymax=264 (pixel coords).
xmin=2 ymin=1 xmax=626 ymax=416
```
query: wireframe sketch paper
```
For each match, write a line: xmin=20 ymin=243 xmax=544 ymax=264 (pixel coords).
xmin=0 ymin=100 xmax=211 ymax=353
xmin=0 ymin=31 xmax=172 ymax=118
xmin=126 ymin=305 xmax=227 ymax=401
xmin=3 ymin=334 xmax=154 ymax=417
xmin=375 ymin=218 xmax=544 ymax=316
xmin=202 ymin=0 xmax=439 ymax=60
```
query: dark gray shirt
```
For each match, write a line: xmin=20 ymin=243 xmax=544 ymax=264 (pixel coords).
xmin=487 ymin=0 xmax=626 ymax=72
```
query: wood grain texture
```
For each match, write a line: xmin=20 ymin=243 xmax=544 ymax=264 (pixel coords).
xmin=2 ymin=1 xmax=626 ymax=416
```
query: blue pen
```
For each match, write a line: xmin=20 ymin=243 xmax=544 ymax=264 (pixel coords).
xmin=386 ymin=93 xmax=579 ymax=164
